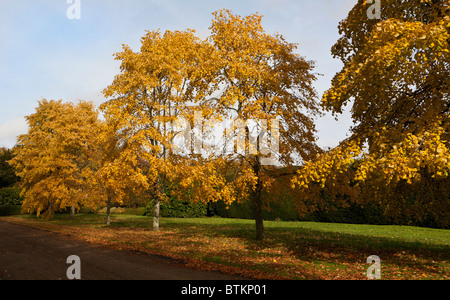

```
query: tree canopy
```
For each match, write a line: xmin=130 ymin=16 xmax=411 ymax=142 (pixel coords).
xmin=292 ymin=0 xmax=449 ymax=226
xmin=9 ymin=100 xmax=101 ymax=219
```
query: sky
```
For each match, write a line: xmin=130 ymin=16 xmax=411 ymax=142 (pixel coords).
xmin=0 ymin=0 xmax=357 ymax=149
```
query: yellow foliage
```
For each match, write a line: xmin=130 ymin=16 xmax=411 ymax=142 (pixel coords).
xmin=292 ymin=0 xmax=449 ymax=217
xmin=9 ymin=99 xmax=101 ymax=219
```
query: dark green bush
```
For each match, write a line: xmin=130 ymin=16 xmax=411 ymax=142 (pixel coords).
xmin=213 ymin=199 xmax=253 ymax=220
xmin=0 ymin=148 xmax=19 ymax=188
xmin=309 ymin=202 xmax=389 ymax=225
xmin=140 ymin=166 xmax=448 ymax=228
xmin=0 ymin=186 xmax=23 ymax=206
xmin=0 ymin=205 xmax=22 ymax=216
xmin=144 ymin=198 xmax=208 ymax=218
xmin=212 ymin=196 xmax=301 ymax=221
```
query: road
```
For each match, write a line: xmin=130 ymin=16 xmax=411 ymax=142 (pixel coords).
xmin=0 ymin=221 xmax=242 ymax=280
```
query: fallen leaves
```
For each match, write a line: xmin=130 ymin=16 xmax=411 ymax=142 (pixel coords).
xmin=1 ymin=216 xmax=448 ymax=280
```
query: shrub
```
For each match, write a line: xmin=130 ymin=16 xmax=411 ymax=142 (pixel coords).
xmin=212 ymin=196 xmax=301 ymax=221
xmin=0 ymin=205 xmax=22 ymax=216
xmin=144 ymin=198 xmax=208 ymax=218
xmin=0 ymin=186 xmax=23 ymax=206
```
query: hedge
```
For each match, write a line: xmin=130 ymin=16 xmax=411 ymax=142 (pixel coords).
xmin=0 ymin=205 xmax=22 ymax=216
xmin=143 ymin=198 xmax=210 ymax=218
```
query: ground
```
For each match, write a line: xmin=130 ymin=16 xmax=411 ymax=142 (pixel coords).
xmin=0 ymin=220 xmax=242 ymax=280
xmin=0 ymin=214 xmax=448 ymax=280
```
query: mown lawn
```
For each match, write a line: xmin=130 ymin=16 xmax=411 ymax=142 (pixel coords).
xmin=1 ymin=213 xmax=449 ymax=280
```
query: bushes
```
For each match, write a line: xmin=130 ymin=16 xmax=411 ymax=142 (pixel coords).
xmin=0 ymin=186 xmax=23 ymax=206
xmin=0 ymin=186 xmax=23 ymax=216
xmin=139 ymin=188 xmax=447 ymax=228
xmin=0 ymin=205 xmax=22 ymax=216
xmin=213 ymin=197 xmax=301 ymax=221
xmin=0 ymin=149 xmax=23 ymax=216
xmin=144 ymin=198 xmax=209 ymax=218
xmin=131 ymin=171 xmax=448 ymax=229
xmin=308 ymin=203 xmax=389 ymax=225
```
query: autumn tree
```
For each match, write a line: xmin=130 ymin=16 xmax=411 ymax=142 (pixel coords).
xmin=292 ymin=0 xmax=450 ymax=226
xmin=183 ymin=10 xmax=321 ymax=240
xmin=101 ymin=29 xmax=215 ymax=231
xmin=9 ymin=99 xmax=101 ymax=219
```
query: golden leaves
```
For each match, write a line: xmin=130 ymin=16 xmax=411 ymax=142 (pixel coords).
xmin=292 ymin=138 xmax=362 ymax=190
xmin=100 ymin=9 xmax=321 ymax=212
xmin=209 ymin=9 xmax=321 ymax=165
xmin=317 ymin=0 xmax=450 ymax=186
xmin=9 ymin=100 xmax=101 ymax=219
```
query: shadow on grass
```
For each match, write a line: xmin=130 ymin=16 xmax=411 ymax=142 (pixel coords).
xmin=157 ymin=217 xmax=450 ymax=273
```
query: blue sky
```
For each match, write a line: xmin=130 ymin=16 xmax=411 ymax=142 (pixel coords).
xmin=0 ymin=0 xmax=356 ymax=149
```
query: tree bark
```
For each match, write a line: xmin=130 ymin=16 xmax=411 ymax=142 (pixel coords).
xmin=70 ymin=205 xmax=75 ymax=220
xmin=106 ymin=196 xmax=111 ymax=226
xmin=251 ymin=154 xmax=265 ymax=240
xmin=153 ymin=197 xmax=160 ymax=232
xmin=153 ymin=170 xmax=167 ymax=232
xmin=45 ymin=201 xmax=54 ymax=220
xmin=253 ymin=177 xmax=265 ymax=240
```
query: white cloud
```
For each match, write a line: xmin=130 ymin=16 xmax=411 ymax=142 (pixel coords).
xmin=0 ymin=117 xmax=28 ymax=148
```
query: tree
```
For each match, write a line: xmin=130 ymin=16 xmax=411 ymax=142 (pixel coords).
xmin=0 ymin=148 xmax=19 ymax=188
xmin=187 ymin=9 xmax=321 ymax=240
xmin=9 ymin=99 xmax=101 ymax=219
xmin=101 ymin=29 xmax=215 ymax=231
xmin=91 ymin=119 xmax=149 ymax=225
xmin=292 ymin=0 xmax=449 ymax=225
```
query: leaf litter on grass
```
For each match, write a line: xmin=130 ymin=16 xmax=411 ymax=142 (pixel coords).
xmin=1 ymin=215 xmax=448 ymax=280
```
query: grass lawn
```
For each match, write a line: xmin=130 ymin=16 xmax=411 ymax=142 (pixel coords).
xmin=1 ymin=213 xmax=449 ymax=280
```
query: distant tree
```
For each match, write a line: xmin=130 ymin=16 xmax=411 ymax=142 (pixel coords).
xmin=0 ymin=148 xmax=19 ymax=188
xmin=9 ymin=99 xmax=101 ymax=219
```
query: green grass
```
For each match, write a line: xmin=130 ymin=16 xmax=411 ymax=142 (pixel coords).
xmin=117 ymin=215 xmax=449 ymax=248
xmin=19 ymin=213 xmax=450 ymax=250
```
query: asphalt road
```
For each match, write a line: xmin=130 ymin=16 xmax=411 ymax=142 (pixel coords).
xmin=0 ymin=221 xmax=241 ymax=280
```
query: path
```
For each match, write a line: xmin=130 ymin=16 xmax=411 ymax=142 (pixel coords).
xmin=0 ymin=221 xmax=242 ymax=280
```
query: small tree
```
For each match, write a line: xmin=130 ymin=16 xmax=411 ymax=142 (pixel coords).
xmin=91 ymin=120 xmax=149 ymax=225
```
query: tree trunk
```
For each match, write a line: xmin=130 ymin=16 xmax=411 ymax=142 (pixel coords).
xmin=251 ymin=154 xmax=265 ymax=240
xmin=106 ymin=196 xmax=111 ymax=226
xmin=153 ymin=198 xmax=160 ymax=232
xmin=153 ymin=172 xmax=166 ymax=232
xmin=253 ymin=176 xmax=265 ymax=240
xmin=70 ymin=205 xmax=75 ymax=220
xmin=44 ymin=201 xmax=54 ymax=220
